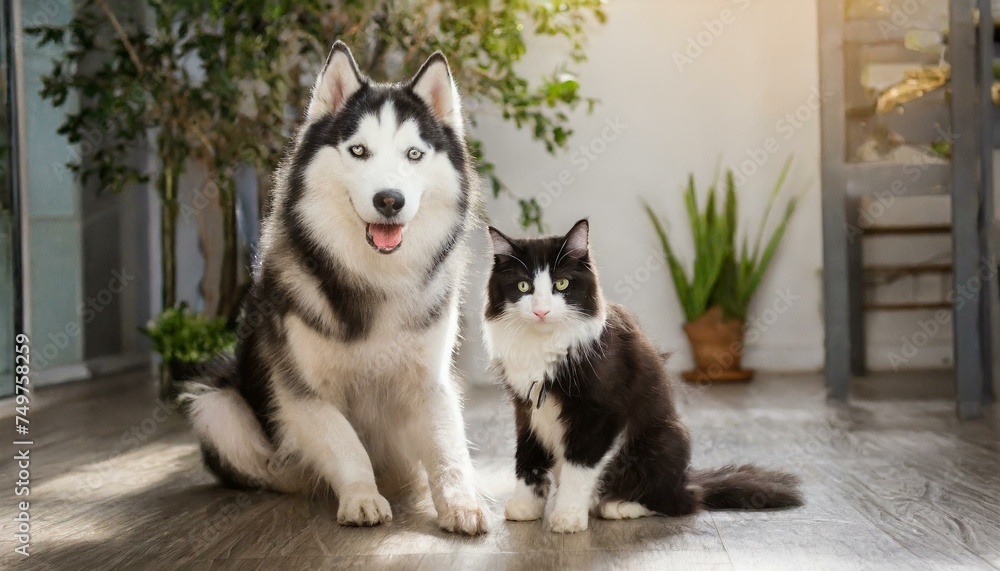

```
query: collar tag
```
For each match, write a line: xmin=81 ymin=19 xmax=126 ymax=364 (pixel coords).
xmin=528 ymin=380 xmax=550 ymax=409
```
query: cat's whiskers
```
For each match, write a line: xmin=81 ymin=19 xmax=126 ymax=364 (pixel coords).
xmin=499 ymin=252 xmax=530 ymax=271
xmin=553 ymin=238 xmax=570 ymax=269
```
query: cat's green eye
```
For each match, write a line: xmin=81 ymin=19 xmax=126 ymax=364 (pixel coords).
xmin=554 ymin=278 xmax=569 ymax=291
xmin=517 ymin=281 xmax=531 ymax=293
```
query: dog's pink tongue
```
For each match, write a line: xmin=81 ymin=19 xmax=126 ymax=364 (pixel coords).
xmin=369 ymin=224 xmax=403 ymax=250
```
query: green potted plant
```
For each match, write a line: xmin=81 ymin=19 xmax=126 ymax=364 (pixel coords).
xmin=644 ymin=157 xmax=798 ymax=383
xmin=140 ymin=304 xmax=236 ymax=399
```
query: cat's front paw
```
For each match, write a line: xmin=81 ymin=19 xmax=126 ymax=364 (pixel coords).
xmin=505 ymin=495 xmax=545 ymax=521
xmin=598 ymin=500 xmax=655 ymax=520
xmin=549 ymin=508 xmax=589 ymax=533
xmin=438 ymin=500 xmax=490 ymax=536
xmin=337 ymin=486 xmax=392 ymax=527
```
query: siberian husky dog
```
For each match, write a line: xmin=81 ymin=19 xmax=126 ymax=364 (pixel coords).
xmin=180 ymin=41 xmax=488 ymax=535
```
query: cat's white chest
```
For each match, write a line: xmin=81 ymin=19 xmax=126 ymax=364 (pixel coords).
xmin=483 ymin=315 xmax=607 ymax=460
xmin=484 ymin=321 xmax=578 ymax=398
xmin=530 ymin=396 xmax=566 ymax=458
xmin=500 ymin=342 xmax=564 ymax=397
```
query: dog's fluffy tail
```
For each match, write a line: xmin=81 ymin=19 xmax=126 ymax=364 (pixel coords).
xmin=177 ymin=356 xmax=275 ymax=490
xmin=689 ymin=464 xmax=803 ymax=510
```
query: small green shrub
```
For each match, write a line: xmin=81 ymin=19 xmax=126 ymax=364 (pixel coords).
xmin=141 ymin=304 xmax=235 ymax=364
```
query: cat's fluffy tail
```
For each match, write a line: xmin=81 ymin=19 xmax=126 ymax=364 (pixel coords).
xmin=689 ymin=464 xmax=803 ymax=510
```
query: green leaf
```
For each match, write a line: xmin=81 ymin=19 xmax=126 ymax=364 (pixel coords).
xmin=750 ymin=156 xmax=793 ymax=265
xmin=743 ymin=196 xmax=799 ymax=308
xmin=644 ymin=202 xmax=696 ymax=321
xmin=647 ymin=157 xmax=797 ymax=322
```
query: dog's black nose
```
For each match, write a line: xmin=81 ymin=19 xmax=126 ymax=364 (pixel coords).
xmin=373 ymin=190 xmax=405 ymax=218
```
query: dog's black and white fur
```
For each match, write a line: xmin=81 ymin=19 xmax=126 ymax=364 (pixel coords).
xmin=181 ymin=42 xmax=488 ymax=535
xmin=484 ymin=220 xmax=802 ymax=533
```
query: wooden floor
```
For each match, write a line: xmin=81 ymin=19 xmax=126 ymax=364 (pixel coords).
xmin=2 ymin=370 xmax=999 ymax=570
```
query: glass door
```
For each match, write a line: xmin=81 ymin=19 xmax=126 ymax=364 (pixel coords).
xmin=0 ymin=0 xmax=21 ymax=398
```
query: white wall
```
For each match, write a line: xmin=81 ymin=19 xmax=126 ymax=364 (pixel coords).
xmin=462 ymin=0 xmax=827 ymax=380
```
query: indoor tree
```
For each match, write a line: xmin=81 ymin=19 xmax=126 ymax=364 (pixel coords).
xmin=30 ymin=0 xmax=197 ymax=311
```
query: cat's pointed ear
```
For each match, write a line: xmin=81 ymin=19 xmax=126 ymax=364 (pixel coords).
xmin=410 ymin=52 xmax=463 ymax=134
xmin=564 ymin=219 xmax=590 ymax=257
xmin=307 ymin=41 xmax=364 ymax=121
xmin=488 ymin=226 xmax=516 ymax=258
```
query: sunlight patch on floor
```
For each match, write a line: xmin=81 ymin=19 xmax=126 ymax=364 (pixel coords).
xmin=36 ymin=441 xmax=200 ymax=502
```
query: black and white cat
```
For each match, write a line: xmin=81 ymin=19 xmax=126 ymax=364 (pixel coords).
xmin=483 ymin=219 xmax=802 ymax=533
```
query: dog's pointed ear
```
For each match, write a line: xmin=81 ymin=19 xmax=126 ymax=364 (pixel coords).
xmin=488 ymin=226 xmax=516 ymax=258
xmin=307 ymin=41 xmax=364 ymax=121
xmin=410 ymin=52 xmax=462 ymax=133
xmin=564 ymin=219 xmax=590 ymax=257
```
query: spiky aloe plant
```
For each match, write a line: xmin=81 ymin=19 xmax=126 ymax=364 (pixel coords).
xmin=643 ymin=173 xmax=730 ymax=323
xmin=645 ymin=157 xmax=798 ymax=323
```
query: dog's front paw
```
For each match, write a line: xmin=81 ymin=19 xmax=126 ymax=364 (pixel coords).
xmin=438 ymin=501 xmax=489 ymax=536
xmin=337 ymin=487 xmax=392 ymax=527
xmin=549 ymin=508 xmax=589 ymax=533
xmin=505 ymin=495 xmax=545 ymax=521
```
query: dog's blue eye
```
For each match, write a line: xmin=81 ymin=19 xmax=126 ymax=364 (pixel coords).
xmin=349 ymin=144 xmax=367 ymax=157
xmin=407 ymin=148 xmax=424 ymax=162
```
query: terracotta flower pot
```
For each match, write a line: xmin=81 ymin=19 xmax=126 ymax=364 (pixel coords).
xmin=681 ymin=306 xmax=753 ymax=384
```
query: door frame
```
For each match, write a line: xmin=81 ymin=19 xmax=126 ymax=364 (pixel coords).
xmin=3 ymin=0 xmax=26 ymax=397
